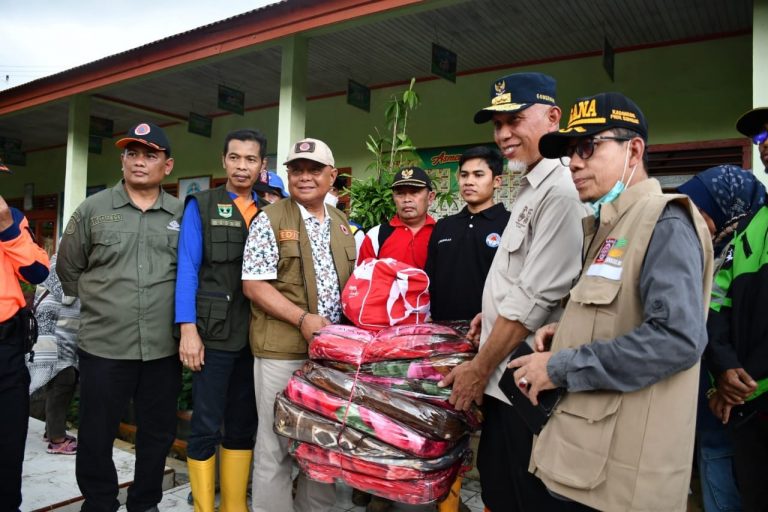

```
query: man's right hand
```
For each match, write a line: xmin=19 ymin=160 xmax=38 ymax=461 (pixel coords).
xmin=534 ymin=322 xmax=558 ymax=352
xmin=179 ymin=323 xmax=206 ymax=372
xmin=0 ymin=195 xmax=13 ymax=232
xmin=300 ymin=313 xmax=331 ymax=343
xmin=717 ymin=368 xmax=757 ymax=404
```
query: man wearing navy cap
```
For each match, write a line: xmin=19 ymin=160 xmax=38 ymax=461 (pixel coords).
xmin=58 ymin=122 xmax=183 ymax=512
xmin=736 ymin=107 xmax=768 ymax=172
xmin=439 ymin=72 xmax=587 ymax=512
xmin=357 ymin=166 xmax=436 ymax=269
xmin=512 ymin=93 xmax=712 ymax=510
xmin=255 ymin=171 xmax=289 ymax=204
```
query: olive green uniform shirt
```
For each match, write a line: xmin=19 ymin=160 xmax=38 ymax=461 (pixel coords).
xmin=57 ymin=180 xmax=183 ymax=361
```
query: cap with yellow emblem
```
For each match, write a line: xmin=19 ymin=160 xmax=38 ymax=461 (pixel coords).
xmin=392 ymin=166 xmax=432 ymax=190
xmin=539 ymin=92 xmax=648 ymax=159
xmin=473 ymin=72 xmax=557 ymax=124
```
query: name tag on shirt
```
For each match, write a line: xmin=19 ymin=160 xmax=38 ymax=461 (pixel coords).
xmin=586 ymin=237 xmax=626 ymax=281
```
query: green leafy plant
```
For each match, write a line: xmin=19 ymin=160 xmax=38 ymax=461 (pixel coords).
xmin=347 ymin=78 xmax=455 ymax=230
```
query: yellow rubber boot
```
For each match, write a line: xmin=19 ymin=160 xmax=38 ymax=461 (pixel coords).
xmin=218 ymin=447 xmax=253 ymax=512
xmin=437 ymin=476 xmax=463 ymax=512
xmin=187 ymin=454 xmax=216 ymax=512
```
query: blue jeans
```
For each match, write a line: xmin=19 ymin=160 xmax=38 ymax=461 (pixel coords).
xmin=187 ymin=346 xmax=257 ymax=460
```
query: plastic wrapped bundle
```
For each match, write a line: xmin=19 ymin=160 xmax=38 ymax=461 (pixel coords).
xmin=310 ymin=323 xmax=474 ymax=365
xmin=290 ymin=441 xmax=472 ymax=482
xmin=284 ymin=373 xmax=452 ymax=458
xmin=301 ymin=361 xmax=473 ymax=440
xmin=323 ymin=353 xmax=474 ymax=382
xmin=275 ymin=393 xmax=472 ymax=472
xmin=296 ymin=457 xmax=463 ymax=504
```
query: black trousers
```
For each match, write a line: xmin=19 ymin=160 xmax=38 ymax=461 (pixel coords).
xmin=76 ymin=350 xmax=181 ymax=512
xmin=187 ymin=346 xmax=257 ymax=460
xmin=478 ymin=395 xmax=594 ymax=512
xmin=729 ymin=411 xmax=768 ymax=512
xmin=0 ymin=313 xmax=30 ymax=512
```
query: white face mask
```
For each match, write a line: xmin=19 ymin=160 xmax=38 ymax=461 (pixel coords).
xmin=590 ymin=142 xmax=638 ymax=218
xmin=324 ymin=192 xmax=338 ymax=208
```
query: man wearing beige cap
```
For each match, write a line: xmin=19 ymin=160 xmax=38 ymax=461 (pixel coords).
xmin=242 ymin=138 xmax=357 ymax=512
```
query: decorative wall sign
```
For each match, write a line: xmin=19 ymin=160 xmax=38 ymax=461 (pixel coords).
xmin=218 ymin=85 xmax=245 ymax=115
xmin=89 ymin=116 xmax=114 ymax=138
xmin=431 ymin=43 xmax=457 ymax=83
xmin=188 ymin=112 xmax=213 ymax=138
xmin=347 ymin=80 xmax=371 ymax=112
xmin=88 ymin=135 xmax=102 ymax=154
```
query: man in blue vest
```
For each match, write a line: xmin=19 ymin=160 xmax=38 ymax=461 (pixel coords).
xmin=176 ymin=129 xmax=266 ymax=512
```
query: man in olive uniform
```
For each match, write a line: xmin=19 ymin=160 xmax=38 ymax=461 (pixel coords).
xmin=58 ymin=122 xmax=183 ymax=512
xmin=175 ymin=129 xmax=266 ymax=512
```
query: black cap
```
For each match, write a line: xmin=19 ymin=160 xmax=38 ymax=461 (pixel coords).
xmin=392 ymin=166 xmax=432 ymax=190
xmin=736 ymin=107 xmax=768 ymax=137
xmin=115 ymin=122 xmax=172 ymax=156
xmin=539 ymin=92 xmax=648 ymax=159
xmin=474 ymin=72 xmax=557 ymax=124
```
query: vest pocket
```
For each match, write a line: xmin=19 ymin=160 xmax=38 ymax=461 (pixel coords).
xmin=210 ymin=226 xmax=245 ymax=262
xmin=196 ymin=290 xmax=231 ymax=340
xmin=533 ymin=391 xmax=622 ymax=490
xmin=277 ymin=241 xmax=304 ymax=285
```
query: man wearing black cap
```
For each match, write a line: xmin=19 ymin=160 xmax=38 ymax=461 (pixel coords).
xmin=357 ymin=166 xmax=435 ymax=268
xmin=511 ymin=93 xmax=713 ymax=511
xmin=438 ymin=72 xmax=586 ymax=512
xmin=57 ymin=122 xmax=183 ymax=512
xmin=736 ymin=107 xmax=768 ymax=172
xmin=175 ymin=129 xmax=267 ymax=512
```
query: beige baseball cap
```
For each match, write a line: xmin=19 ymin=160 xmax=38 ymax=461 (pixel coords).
xmin=284 ymin=138 xmax=335 ymax=167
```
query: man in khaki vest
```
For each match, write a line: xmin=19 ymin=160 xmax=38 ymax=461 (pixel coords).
xmin=242 ymin=138 xmax=357 ymax=512
xmin=511 ymin=92 xmax=713 ymax=511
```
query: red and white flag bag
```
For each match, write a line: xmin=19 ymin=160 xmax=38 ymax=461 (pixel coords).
xmin=342 ymin=258 xmax=430 ymax=331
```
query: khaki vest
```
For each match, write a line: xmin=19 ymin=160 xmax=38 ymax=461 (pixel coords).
xmin=530 ymin=179 xmax=713 ymax=512
xmin=249 ymin=199 xmax=356 ymax=359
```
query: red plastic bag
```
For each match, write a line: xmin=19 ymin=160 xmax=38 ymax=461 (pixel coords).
xmin=342 ymin=258 xmax=430 ymax=331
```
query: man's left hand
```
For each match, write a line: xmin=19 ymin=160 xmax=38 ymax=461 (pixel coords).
xmin=510 ymin=351 xmax=555 ymax=406
xmin=438 ymin=361 xmax=487 ymax=411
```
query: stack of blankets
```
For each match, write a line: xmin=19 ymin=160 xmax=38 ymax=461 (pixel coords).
xmin=274 ymin=323 xmax=482 ymax=504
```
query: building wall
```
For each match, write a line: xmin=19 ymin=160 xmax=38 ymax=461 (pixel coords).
xmin=1 ymin=34 xmax=752 ymax=199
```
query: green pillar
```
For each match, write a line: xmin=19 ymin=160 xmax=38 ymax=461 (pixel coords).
xmin=754 ymin=0 xmax=768 ymax=180
xmin=277 ymin=35 xmax=308 ymax=182
xmin=62 ymin=95 xmax=89 ymax=228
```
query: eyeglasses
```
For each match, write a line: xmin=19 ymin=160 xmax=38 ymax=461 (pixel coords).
xmin=751 ymin=130 xmax=768 ymax=145
xmin=560 ymin=136 xmax=631 ymax=166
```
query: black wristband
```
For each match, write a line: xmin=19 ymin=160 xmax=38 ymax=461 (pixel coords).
xmin=297 ymin=311 xmax=309 ymax=330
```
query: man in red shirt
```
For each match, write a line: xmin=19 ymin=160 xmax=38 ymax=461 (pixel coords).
xmin=357 ymin=166 xmax=436 ymax=269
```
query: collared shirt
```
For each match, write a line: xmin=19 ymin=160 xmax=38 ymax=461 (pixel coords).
xmin=57 ymin=181 xmax=183 ymax=361
xmin=357 ymin=215 xmax=436 ymax=268
xmin=0 ymin=208 xmax=50 ymax=323
xmin=480 ymin=158 xmax=588 ymax=403
xmin=425 ymin=203 xmax=510 ymax=321
xmin=242 ymin=203 xmax=342 ymax=322
xmin=175 ymin=190 xmax=258 ymax=323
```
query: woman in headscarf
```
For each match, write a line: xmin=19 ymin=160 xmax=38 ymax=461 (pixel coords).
xmin=678 ymin=164 xmax=766 ymax=512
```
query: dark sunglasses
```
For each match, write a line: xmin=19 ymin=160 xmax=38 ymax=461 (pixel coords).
xmin=751 ymin=130 xmax=768 ymax=145
xmin=560 ymin=136 xmax=631 ymax=166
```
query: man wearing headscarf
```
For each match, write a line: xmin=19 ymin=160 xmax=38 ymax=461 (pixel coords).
xmin=679 ymin=164 xmax=766 ymax=512
xmin=695 ymin=163 xmax=768 ymax=510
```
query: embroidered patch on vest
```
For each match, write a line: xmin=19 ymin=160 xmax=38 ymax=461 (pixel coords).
xmin=217 ymin=204 xmax=233 ymax=218
xmin=211 ymin=219 xmax=242 ymax=228
xmin=278 ymin=229 xmax=300 ymax=241
xmin=587 ymin=237 xmax=626 ymax=280
xmin=340 ymin=224 xmax=349 ymax=235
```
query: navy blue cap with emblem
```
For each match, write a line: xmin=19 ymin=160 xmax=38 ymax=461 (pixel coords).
xmin=474 ymin=72 xmax=557 ymax=124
